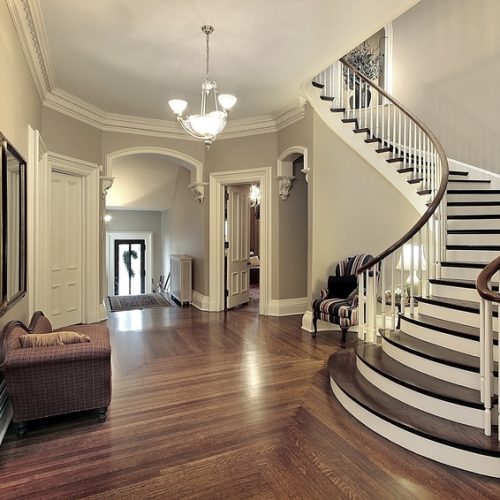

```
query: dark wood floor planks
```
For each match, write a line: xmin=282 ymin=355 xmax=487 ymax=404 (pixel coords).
xmin=0 ymin=302 xmax=499 ymax=499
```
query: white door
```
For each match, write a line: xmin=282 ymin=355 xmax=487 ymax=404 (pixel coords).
xmin=226 ymin=186 xmax=250 ymax=309
xmin=50 ymin=172 xmax=83 ymax=327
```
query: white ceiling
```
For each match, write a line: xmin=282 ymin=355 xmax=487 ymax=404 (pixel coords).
xmin=38 ymin=0 xmax=417 ymax=121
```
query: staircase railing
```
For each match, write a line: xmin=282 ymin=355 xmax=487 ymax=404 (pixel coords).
xmin=313 ymin=58 xmax=449 ymax=341
xmin=476 ymin=256 xmax=500 ymax=438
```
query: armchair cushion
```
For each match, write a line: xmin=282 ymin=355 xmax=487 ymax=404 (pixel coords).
xmin=327 ymin=275 xmax=357 ymax=299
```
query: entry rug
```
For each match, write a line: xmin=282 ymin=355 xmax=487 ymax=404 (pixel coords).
xmin=106 ymin=293 xmax=171 ymax=312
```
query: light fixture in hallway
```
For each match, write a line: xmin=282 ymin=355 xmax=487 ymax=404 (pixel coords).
xmin=168 ymin=25 xmax=237 ymax=147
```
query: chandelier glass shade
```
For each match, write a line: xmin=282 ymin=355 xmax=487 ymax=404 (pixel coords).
xmin=168 ymin=26 xmax=237 ymax=146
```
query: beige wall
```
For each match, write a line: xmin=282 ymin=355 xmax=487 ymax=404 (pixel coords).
xmin=0 ymin=0 xmax=41 ymax=326
xmin=204 ymin=132 xmax=280 ymax=298
xmin=41 ymin=108 xmax=102 ymax=164
xmin=310 ymin=111 xmax=419 ymax=295
xmin=106 ymin=209 xmax=163 ymax=288
xmin=392 ymin=0 xmax=500 ymax=172
xmin=278 ymin=158 xmax=308 ymax=299
xmin=162 ymin=167 xmax=205 ymax=294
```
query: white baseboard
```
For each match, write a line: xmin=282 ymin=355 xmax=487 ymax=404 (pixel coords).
xmin=267 ymin=297 xmax=309 ymax=316
xmin=301 ymin=310 xmax=351 ymax=333
xmin=192 ymin=291 xmax=210 ymax=311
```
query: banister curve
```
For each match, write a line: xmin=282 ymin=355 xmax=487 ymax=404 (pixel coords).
xmin=338 ymin=57 xmax=450 ymax=275
xmin=476 ymin=256 xmax=500 ymax=303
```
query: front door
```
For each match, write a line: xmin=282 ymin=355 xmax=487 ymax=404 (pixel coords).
xmin=226 ymin=186 xmax=250 ymax=309
xmin=114 ymin=239 xmax=146 ymax=295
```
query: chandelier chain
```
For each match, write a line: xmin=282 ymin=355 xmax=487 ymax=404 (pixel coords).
xmin=205 ymin=29 xmax=210 ymax=80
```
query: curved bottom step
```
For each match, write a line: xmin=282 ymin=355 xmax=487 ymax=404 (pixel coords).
xmin=329 ymin=351 xmax=500 ymax=478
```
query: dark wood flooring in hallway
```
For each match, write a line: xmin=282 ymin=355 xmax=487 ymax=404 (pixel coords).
xmin=0 ymin=302 xmax=499 ymax=499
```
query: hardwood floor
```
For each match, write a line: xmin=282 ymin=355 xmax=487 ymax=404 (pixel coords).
xmin=1 ymin=303 xmax=500 ymax=499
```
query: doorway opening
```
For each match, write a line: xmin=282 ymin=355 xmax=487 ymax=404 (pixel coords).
xmin=114 ymin=239 xmax=146 ymax=295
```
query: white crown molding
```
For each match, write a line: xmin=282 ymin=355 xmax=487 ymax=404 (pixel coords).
xmin=13 ymin=0 xmax=305 ymax=140
xmin=6 ymin=0 xmax=55 ymax=100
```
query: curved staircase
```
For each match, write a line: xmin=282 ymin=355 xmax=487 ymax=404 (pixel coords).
xmin=308 ymin=59 xmax=500 ymax=477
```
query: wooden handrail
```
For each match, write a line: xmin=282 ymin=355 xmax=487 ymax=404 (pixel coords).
xmin=338 ymin=58 xmax=450 ymax=275
xmin=476 ymin=256 xmax=500 ymax=303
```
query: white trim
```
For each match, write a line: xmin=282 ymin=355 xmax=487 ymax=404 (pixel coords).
xmin=48 ymin=153 xmax=101 ymax=324
xmin=383 ymin=23 xmax=394 ymax=95
xmin=192 ymin=291 xmax=210 ymax=311
xmin=267 ymin=297 xmax=309 ymax=316
xmin=98 ymin=302 xmax=108 ymax=322
xmin=209 ymin=167 xmax=272 ymax=315
xmin=104 ymin=146 xmax=203 ymax=183
xmin=301 ymin=310 xmax=359 ymax=334
xmin=106 ymin=232 xmax=153 ymax=296
xmin=356 ymin=356 xmax=486 ymax=428
xmin=277 ymin=145 xmax=310 ymax=182
xmin=331 ymin=377 xmax=500 ymax=478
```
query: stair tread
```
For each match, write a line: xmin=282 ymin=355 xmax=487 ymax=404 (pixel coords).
xmin=341 ymin=118 xmax=358 ymax=124
xmin=387 ymin=157 xmax=404 ymax=163
xmin=448 ymin=229 xmax=500 ymax=234
xmin=312 ymin=81 xmax=324 ymax=89
xmin=355 ymin=342 xmax=484 ymax=408
xmin=329 ymin=351 xmax=500 ymax=455
xmin=448 ymin=214 xmax=500 ymax=220
xmin=418 ymin=294 xmax=498 ymax=317
xmin=353 ymin=127 xmax=370 ymax=134
xmin=449 ymin=170 xmax=469 ymax=177
xmin=365 ymin=137 xmax=381 ymax=143
xmin=397 ymin=167 xmax=414 ymax=173
xmin=441 ymin=261 xmax=486 ymax=269
xmin=430 ymin=277 xmax=499 ymax=291
xmin=448 ymin=201 xmax=500 ymax=206
xmin=320 ymin=95 xmax=335 ymax=101
xmin=400 ymin=312 xmax=498 ymax=343
xmin=447 ymin=189 xmax=500 ymax=194
xmin=380 ymin=329 xmax=499 ymax=373
xmin=330 ymin=107 xmax=345 ymax=113
xmin=376 ymin=147 xmax=392 ymax=153
xmin=447 ymin=244 xmax=500 ymax=250
xmin=448 ymin=179 xmax=491 ymax=184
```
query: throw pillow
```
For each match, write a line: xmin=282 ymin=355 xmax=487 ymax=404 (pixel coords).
xmin=56 ymin=331 xmax=91 ymax=344
xmin=20 ymin=333 xmax=64 ymax=348
xmin=327 ymin=275 xmax=357 ymax=299
xmin=20 ymin=331 xmax=91 ymax=348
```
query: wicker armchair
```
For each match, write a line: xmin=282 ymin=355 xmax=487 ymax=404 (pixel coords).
xmin=0 ymin=311 xmax=111 ymax=437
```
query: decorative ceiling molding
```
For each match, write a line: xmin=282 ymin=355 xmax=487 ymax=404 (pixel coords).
xmin=12 ymin=0 xmax=305 ymax=140
xmin=6 ymin=0 xmax=55 ymax=99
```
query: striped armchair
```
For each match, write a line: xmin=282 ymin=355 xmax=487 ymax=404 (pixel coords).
xmin=312 ymin=254 xmax=373 ymax=341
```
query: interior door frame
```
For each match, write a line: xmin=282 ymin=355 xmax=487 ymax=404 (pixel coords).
xmin=27 ymin=128 xmax=100 ymax=324
xmin=209 ymin=167 xmax=272 ymax=315
xmin=106 ymin=231 xmax=152 ymax=296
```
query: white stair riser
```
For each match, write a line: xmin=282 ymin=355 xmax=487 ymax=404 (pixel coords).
xmin=440 ymin=266 xmax=482 ymax=281
xmin=331 ymin=378 xmax=500 ymax=478
xmin=446 ymin=249 xmax=499 ymax=263
xmin=447 ymin=218 xmax=500 ymax=230
xmin=356 ymin=356 xmax=488 ymax=428
xmin=447 ymin=233 xmax=500 ymax=245
xmin=447 ymin=182 xmax=491 ymax=190
xmin=447 ymin=193 xmax=500 ymax=203
xmin=430 ymin=283 xmax=480 ymax=302
xmin=448 ymin=205 xmax=500 ymax=215
xmin=399 ymin=318 xmax=500 ymax=363
xmin=418 ymin=300 xmax=499 ymax=330
xmin=382 ymin=338 xmax=485 ymax=390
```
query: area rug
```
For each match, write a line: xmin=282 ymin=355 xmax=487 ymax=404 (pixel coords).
xmin=106 ymin=293 xmax=171 ymax=312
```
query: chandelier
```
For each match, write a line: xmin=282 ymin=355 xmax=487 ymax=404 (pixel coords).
xmin=168 ymin=25 xmax=237 ymax=146
xmin=249 ymin=185 xmax=261 ymax=220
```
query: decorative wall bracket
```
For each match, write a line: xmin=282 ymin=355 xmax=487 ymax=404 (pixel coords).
xmin=189 ymin=182 xmax=208 ymax=203
xmin=277 ymin=176 xmax=295 ymax=200
xmin=100 ymin=176 xmax=114 ymax=197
